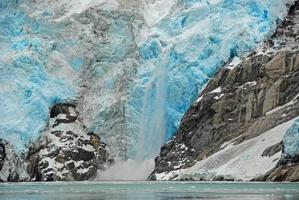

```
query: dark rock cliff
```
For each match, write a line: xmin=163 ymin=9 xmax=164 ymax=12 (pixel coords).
xmin=0 ymin=139 xmax=28 ymax=182
xmin=26 ymin=103 xmax=113 ymax=181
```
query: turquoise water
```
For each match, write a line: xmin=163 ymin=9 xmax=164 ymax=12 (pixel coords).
xmin=0 ymin=182 xmax=298 ymax=200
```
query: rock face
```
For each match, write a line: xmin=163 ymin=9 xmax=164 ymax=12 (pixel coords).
xmin=254 ymin=162 xmax=299 ymax=182
xmin=0 ymin=140 xmax=28 ymax=182
xmin=26 ymin=103 xmax=113 ymax=181
xmin=149 ymin=1 xmax=299 ymax=181
xmin=0 ymin=102 xmax=112 ymax=182
xmin=0 ymin=143 xmax=5 ymax=171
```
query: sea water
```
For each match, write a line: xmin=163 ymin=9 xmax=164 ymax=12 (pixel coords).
xmin=0 ymin=181 xmax=298 ymax=200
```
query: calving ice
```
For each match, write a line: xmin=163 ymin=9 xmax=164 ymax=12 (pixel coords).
xmin=0 ymin=0 xmax=298 ymax=184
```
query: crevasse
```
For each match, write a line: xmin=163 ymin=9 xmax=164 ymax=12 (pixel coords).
xmin=0 ymin=0 xmax=295 ymax=160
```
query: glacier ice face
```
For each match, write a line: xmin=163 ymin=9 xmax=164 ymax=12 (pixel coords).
xmin=283 ymin=118 xmax=299 ymax=157
xmin=0 ymin=0 xmax=295 ymax=159
xmin=0 ymin=0 xmax=83 ymax=151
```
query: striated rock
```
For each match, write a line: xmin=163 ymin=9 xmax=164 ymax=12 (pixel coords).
xmin=264 ymin=52 xmax=286 ymax=79
xmin=26 ymin=103 xmax=113 ymax=181
xmin=149 ymin=1 xmax=299 ymax=181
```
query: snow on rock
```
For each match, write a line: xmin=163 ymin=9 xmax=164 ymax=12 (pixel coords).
xmin=225 ymin=57 xmax=242 ymax=70
xmin=210 ymin=87 xmax=222 ymax=94
xmin=26 ymin=103 xmax=113 ymax=181
xmin=0 ymin=139 xmax=29 ymax=182
xmin=156 ymin=118 xmax=297 ymax=181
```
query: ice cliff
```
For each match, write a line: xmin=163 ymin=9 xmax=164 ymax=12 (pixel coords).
xmin=0 ymin=0 xmax=298 ymax=181
xmin=0 ymin=0 xmax=81 ymax=152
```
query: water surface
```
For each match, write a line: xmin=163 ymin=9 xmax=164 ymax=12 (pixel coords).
xmin=0 ymin=181 xmax=298 ymax=200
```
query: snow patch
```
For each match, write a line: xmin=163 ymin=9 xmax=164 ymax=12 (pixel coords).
xmin=196 ymin=96 xmax=203 ymax=103
xmin=214 ymin=93 xmax=224 ymax=100
xmin=155 ymin=117 xmax=298 ymax=181
xmin=226 ymin=57 xmax=242 ymax=70
xmin=210 ymin=87 xmax=222 ymax=94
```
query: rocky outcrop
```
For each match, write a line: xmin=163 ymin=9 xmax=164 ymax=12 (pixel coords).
xmin=0 ymin=140 xmax=29 ymax=182
xmin=26 ymin=103 xmax=113 ymax=181
xmin=0 ymin=143 xmax=5 ymax=171
xmin=262 ymin=164 xmax=299 ymax=182
xmin=149 ymin=1 xmax=299 ymax=181
xmin=0 ymin=103 xmax=113 ymax=182
xmin=253 ymin=160 xmax=299 ymax=182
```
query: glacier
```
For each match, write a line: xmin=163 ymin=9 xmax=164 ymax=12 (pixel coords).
xmin=0 ymin=0 xmax=81 ymax=152
xmin=283 ymin=118 xmax=299 ymax=158
xmin=0 ymin=0 xmax=295 ymax=161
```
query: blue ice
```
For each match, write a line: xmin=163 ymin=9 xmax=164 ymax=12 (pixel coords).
xmin=283 ymin=118 xmax=299 ymax=157
xmin=0 ymin=2 xmax=79 ymax=152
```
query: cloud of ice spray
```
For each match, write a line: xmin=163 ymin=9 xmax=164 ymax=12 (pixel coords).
xmin=96 ymin=159 xmax=155 ymax=181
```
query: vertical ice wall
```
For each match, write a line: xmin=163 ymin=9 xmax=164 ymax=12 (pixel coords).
xmin=0 ymin=0 xmax=295 ymax=160
xmin=0 ymin=0 xmax=83 ymax=151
